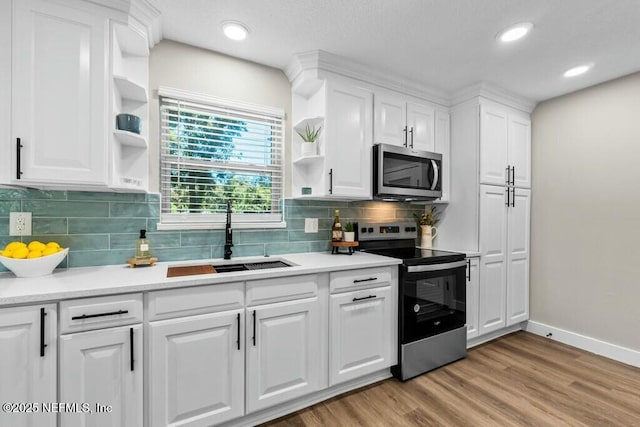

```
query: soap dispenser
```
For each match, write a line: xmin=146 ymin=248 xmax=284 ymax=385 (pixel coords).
xmin=136 ymin=229 xmax=151 ymax=258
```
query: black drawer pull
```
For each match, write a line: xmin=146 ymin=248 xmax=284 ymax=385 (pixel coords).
xmin=353 ymin=295 xmax=376 ymax=302
xmin=130 ymin=327 xmax=134 ymax=372
xmin=353 ymin=277 xmax=377 ymax=283
xmin=71 ymin=309 xmax=129 ymax=320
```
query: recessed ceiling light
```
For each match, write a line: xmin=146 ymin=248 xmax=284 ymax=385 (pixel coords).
xmin=497 ymin=22 xmax=534 ymax=43
xmin=222 ymin=21 xmax=249 ymax=41
xmin=563 ymin=64 xmax=592 ymax=78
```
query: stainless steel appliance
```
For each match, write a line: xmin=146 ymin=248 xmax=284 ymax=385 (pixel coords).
xmin=373 ymin=144 xmax=442 ymax=201
xmin=358 ymin=221 xmax=467 ymax=381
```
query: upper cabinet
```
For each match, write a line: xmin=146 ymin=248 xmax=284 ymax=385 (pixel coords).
xmin=374 ymin=91 xmax=435 ymax=152
xmin=479 ymin=100 xmax=531 ymax=189
xmin=11 ymin=0 xmax=109 ymax=187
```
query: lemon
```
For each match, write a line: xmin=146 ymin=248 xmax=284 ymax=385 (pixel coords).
xmin=28 ymin=241 xmax=46 ymax=252
xmin=5 ymin=241 xmax=26 ymax=252
xmin=46 ymin=242 xmax=61 ymax=249
xmin=42 ymin=247 xmax=59 ymax=257
xmin=12 ymin=247 xmax=29 ymax=259
xmin=27 ymin=250 xmax=42 ymax=259
xmin=1 ymin=249 xmax=12 ymax=257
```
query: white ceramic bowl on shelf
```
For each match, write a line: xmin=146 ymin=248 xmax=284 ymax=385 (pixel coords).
xmin=0 ymin=248 xmax=69 ymax=278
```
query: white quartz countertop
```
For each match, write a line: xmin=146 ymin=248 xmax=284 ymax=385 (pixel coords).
xmin=0 ymin=251 xmax=401 ymax=306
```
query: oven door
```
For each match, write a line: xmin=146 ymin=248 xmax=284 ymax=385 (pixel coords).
xmin=374 ymin=143 xmax=442 ymax=200
xmin=400 ymin=260 xmax=466 ymax=343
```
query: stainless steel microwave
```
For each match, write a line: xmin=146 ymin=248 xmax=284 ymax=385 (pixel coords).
xmin=373 ymin=143 xmax=442 ymax=201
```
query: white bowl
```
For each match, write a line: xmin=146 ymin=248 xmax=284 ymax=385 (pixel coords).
xmin=0 ymin=248 xmax=69 ymax=278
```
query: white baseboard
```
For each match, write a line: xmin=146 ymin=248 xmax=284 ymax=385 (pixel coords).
xmin=525 ymin=320 xmax=640 ymax=368
xmin=467 ymin=323 xmax=523 ymax=348
xmin=219 ymin=369 xmax=392 ymax=427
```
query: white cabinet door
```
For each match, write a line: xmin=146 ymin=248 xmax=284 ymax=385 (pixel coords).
xmin=407 ymin=101 xmax=435 ymax=152
xmin=479 ymin=103 xmax=509 ymax=186
xmin=508 ymin=113 xmax=532 ymax=189
xmin=374 ymin=92 xmax=406 ymax=146
xmin=466 ymin=258 xmax=480 ymax=340
xmin=329 ymin=286 xmax=392 ymax=385
xmin=246 ymin=297 xmax=322 ymax=413
xmin=435 ymin=110 xmax=451 ymax=201
xmin=12 ymin=0 xmax=108 ymax=186
xmin=0 ymin=305 xmax=56 ymax=427
xmin=325 ymin=81 xmax=373 ymax=198
xmin=60 ymin=324 xmax=142 ymax=427
xmin=507 ymin=189 xmax=531 ymax=326
xmin=479 ymin=185 xmax=508 ymax=335
xmin=148 ymin=310 xmax=244 ymax=427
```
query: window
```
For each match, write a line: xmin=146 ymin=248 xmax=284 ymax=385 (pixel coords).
xmin=159 ymin=87 xmax=285 ymax=229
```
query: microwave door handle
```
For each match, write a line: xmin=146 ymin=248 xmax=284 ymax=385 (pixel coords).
xmin=430 ymin=160 xmax=439 ymax=191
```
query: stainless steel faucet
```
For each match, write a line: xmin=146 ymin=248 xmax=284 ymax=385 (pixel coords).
xmin=223 ymin=200 xmax=233 ymax=259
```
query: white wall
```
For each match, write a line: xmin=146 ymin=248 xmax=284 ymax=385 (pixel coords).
xmin=148 ymin=40 xmax=292 ymax=194
xmin=530 ymin=71 xmax=640 ymax=351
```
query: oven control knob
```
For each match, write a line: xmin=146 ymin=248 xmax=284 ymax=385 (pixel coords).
xmin=368 ymin=227 xmax=374 ymax=233
xmin=410 ymin=227 xmax=416 ymax=232
xmin=361 ymin=227 xmax=367 ymax=233
xmin=413 ymin=304 xmax=420 ymax=313
xmin=405 ymin=227 xmax=411 ymax=232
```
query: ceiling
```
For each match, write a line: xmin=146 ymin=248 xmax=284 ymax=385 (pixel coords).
xmin=152 ymin=0 xmax=640 ymax=103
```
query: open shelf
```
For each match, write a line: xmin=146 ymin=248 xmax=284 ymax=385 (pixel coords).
xmin=113 ymin=129 xmax=148 ymax=148
xmin=293 ymin=154 xmax=324 ymax=166
xmin=114 ymin=75 xmax=148 ymax=102
xmin=294 ymin=117 xmax=324 ymax=135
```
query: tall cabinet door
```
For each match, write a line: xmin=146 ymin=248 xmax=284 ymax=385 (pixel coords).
xmin=479 ymin=185 xmax=508 ymax=335
xmin=325 ymin=81 xmax=373 ymax=198
xmin=0 ymin=305 xmax=56 ymax=427
xmin=407 ymin=101 xmax=435 ymax=152
xmin=12 ymin=0 xmax=108 ymax=185
xmin=466 ymin=258 xmax=480 ymax=340
xmin=508 ymin=113 xmax=532 ymax=189
xmin=59 ymin=324 xmax=142 ymax=427
xmin=374 ymin=92 xmax=406 ymax=146
xmin=246 ymin=298 xmax=321 ymax=413
xmin=507 ymin=189 xmax=531 ymax=326
xmin=479 ymin=103 xmax=509 ymax=186
xmin=148 ymin=310 xmax=244 ymax=427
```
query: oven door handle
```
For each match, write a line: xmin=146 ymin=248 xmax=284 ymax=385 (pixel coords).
xmin=406 ymin=260 xmax=467 ymax=273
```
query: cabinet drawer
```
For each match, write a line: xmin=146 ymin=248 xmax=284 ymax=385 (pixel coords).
xmin=330 ymin=267 xmax=393 ymax=294
xmin=147 ymin=282 xmax=244 ymax=321
xmin=246 ymin=275 xmax=318 ymax=306
xmin=60 ymin=294 xmax=143 ymax=334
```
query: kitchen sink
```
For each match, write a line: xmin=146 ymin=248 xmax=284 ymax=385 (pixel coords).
xmin=212 ymin=260 xmax=293 ymax=273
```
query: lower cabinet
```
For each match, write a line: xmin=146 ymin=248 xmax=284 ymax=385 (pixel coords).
xmin=329 ymin=286 xmax=392 ymax=385
xmin=0 ymin=304 xmax=57 ymax=427
xmin=148 ymin=309 xmax=244 ymax=427
xmin=59 ymin=324 xmax=143 ymax=427
xmin=466 ymin=257 xmax=480 ymax=340
xmin=246 ymin=297 xmax=322 ymax=413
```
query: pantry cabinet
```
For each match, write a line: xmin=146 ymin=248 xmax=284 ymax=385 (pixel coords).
xmin=0 ymin=304 xmax=57 ymax=427
xmin=11 ymin=0 xmax=109 ymax=187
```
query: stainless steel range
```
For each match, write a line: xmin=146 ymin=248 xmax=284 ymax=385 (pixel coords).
xmin=357 ymin=221 xmax=467 ymax=381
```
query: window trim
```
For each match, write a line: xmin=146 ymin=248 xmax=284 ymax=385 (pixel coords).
xmin=157 ymin=86 xmax=286 ymax=230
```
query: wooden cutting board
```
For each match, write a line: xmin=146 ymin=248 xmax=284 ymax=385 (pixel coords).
xmin=167 ymin=264 xmax=216 ymax=278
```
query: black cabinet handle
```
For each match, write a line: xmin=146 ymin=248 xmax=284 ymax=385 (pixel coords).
xmin=466 ymin=259 xmax=471 ymax=281
xmin=252 ymin=310 xmax=256 ymax=346
xmin=512 ymin=187 xmax=516 ymax=208
xmin=71 ymin=310 xmax=128 ymax=320
xmin=130 ymin=328 xmax=134 ymax=372
xmin=40 ymin=308 xmax=47 ymax=357
xmin=353 ymin=277 xmax=377 ymax=283
xmin=505 ymin=165 xmax=510 ymax=185
xmin=328 ymin=168 xmax=333 ymax=195
xmin=353 ymin=295 xmax=376 ymax=302
xmin=511 ymin=166 xmax=515 ymax=186
xmin=505 ymin=188 xmax=510 ymax=207
xmin=236 ymin=313 xmax=240 ymax=351
xmin=403 ymin=126 xmax=408 ymax=147
xmin=16 ymin=138 xmax=23 ymax=180
xmin=409 ymin=127 xmax=414 ymax=148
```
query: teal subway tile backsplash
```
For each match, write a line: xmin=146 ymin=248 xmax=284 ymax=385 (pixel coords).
xmin=0 ymin=188 xmax=425 ymax=272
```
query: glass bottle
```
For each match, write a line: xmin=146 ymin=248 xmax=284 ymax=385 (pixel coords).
xmin=136 ymin=229 xmax=151 ymax=258
xmin=332 ymin=209 xmax=343 ymax=242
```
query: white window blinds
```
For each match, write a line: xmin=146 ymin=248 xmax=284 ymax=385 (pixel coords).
xmin=159 ymin=90 xmax=284 ymax=226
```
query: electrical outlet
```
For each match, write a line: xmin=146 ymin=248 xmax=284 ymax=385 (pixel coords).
xmin=304 ymin=218 xmax=318 ymax=233
xmin=9 ymin=212 xmax=32 ymax=236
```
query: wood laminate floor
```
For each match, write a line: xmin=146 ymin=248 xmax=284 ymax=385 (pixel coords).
xmin=261 ymin=331 xmax=640 ymax=426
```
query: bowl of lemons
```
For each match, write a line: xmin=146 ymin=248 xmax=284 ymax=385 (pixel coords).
xmin=0 ymin=241 xmax=68 ymax=278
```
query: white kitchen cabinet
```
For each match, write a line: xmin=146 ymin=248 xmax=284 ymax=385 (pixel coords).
xmin=479 ymin=101 xmax=531 ymax=188
xmin=59 ymin=324 xmax=142 ymax=427
xmin=435 ymin=110 xmax=451 ymax=202
xmin=478 ymin=185 xmax=530 ymax=335
xmin=466 ymin=257 xmax=480 ymax=340
xmin=0 ymin=305 xmax=56 ymax=427
xmin=148 ymin=310 xmax=244 ymax=426
xmin=374 ymin=92 xmax=435 ymax=152
xmin=246 ymin=297 xmax=322 ymax=413
xmin=11 ymin=0 xmax=109 ymax=187
xmin=329 ymin=286 xmax=392 ymax=385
